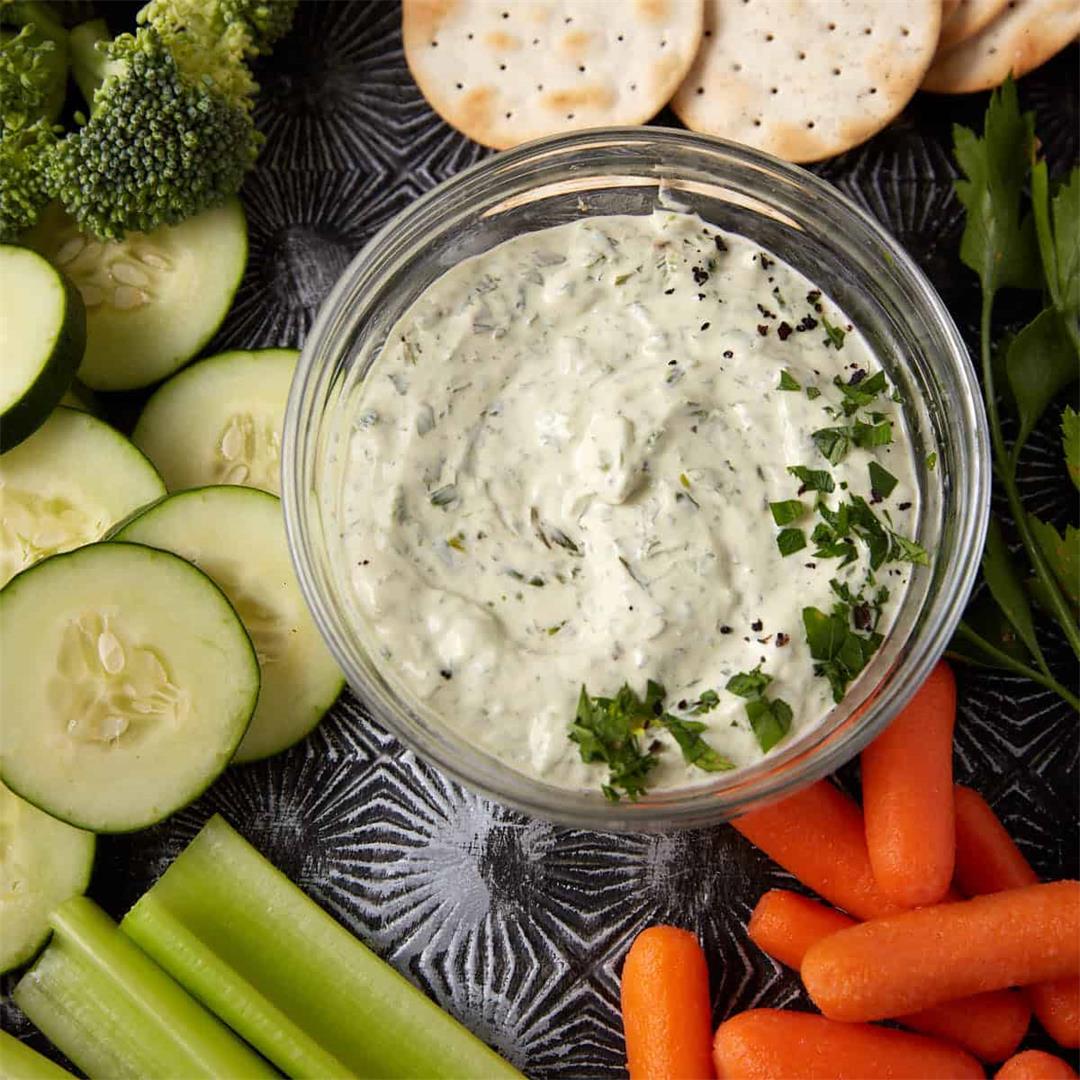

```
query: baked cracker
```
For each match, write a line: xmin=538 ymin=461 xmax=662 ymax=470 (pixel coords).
xmin=923 ymin=0 xmax=1079 ymax=93
xmin=671 ymin=0 xmax=941 ymax=164
xmin=403 ymin=0 xmax=704 ymax=150
xmin=938 ymin=0 xmax=1011 ymax=51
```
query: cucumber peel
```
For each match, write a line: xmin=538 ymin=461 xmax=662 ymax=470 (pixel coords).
xmin=12 ymin=897 xmax=276 ymax=1080
xmin=122 ymin=815 xmax=523 ymax=1079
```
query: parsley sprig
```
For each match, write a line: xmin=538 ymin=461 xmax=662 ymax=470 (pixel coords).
xmin=803 ymin=580 xmax=888 ymax=703
xmin=569 ymin=680 xmax=733 ymax=801
xmin=948 ymin=80 xmax=1079 ymax=711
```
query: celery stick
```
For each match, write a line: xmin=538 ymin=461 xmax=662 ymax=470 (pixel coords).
xmin=0 ymin=1030 xmax=74 ymax=1079
xmin=12 ymin=897 xmax=276 ymax=1079
xmin=122 ymin=815 xmax=522 ymax=1080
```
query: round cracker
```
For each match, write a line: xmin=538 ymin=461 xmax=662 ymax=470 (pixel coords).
xmin=671 ymin=0 xmax=941 ymax=164
xmin=923 ymin=0 xmax=1080 ymax=93
xmin=403 ymin=0 xmax=704 ymax=150
xmin=938 ymin=0 xmax=1011 ymax=50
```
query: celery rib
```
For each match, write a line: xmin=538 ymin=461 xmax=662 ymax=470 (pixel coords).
xmin=12 ymin=897 xmax=276 ymax=1079
xmin=0 ymin=1030 xmax=74 ymax=1079
xmin=121 ymin=815 xmax=523 ymax=1080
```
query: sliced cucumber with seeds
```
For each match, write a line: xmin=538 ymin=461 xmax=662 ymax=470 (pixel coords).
xmin=117 ymin=486 xmax=343 ymax=762
xmin=25 ymin=200 xmax=247 ymax=391
xmin=0 ymin=542 xmax=259 ymax=832
xmin=0 ymin=781 xmax=95 ymax=973
xmin=133 ymin=349 xmax=298 ymax=494
xmin=0 ymin=245 xmax=85 ymax=452
xmin=0 ymin=407 xmax=165 ymax=587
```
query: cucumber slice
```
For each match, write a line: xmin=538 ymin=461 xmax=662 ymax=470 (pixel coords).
xmin=117 ymin=486 xmax=343 ymax=762
xmin=24 ymin=201 xmax=247 ymax=391
xmin=0 ymin=542 xmax=259 ymax=832
xmin=0 ymin=407 xmax=165 ymax=588
xmin=133 ymin=349 xmax=298 ymax=494
xmin=0 ymin=246 xmax=85 ymax=452
xmin=0 ymin=781 xmax=94 ymax=973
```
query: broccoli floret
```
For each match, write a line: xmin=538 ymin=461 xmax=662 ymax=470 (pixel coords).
xmin=139 ymin=0 xmax=297 ymax=59
xmin=0 ymin=118 xmax=55 ymax=240
xmin=0 ymin=2 xmax=68 ymax=130
xmin=50 ymin=23 xmax=260 ymax=239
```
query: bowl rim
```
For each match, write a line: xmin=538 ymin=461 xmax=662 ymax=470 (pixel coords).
xmin=282 ymin=125 xmax=990 ymax=831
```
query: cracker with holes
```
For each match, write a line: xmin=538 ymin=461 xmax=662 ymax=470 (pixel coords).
xmin=937 ymin=0 xmax=1011 ymax=51
xmin=671 ymin=0 xmax=941 ymax=163
xmin=923 ymin=0 xmax=1080 ymax=94
xmin=402 ymin=0 xmax=704 ymax=149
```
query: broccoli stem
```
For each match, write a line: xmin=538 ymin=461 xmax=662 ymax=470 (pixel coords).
xmin=68 ymin=18 xmax=110 ymax=109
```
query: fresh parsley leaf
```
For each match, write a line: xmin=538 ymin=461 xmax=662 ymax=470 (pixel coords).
xmin=1032 ymin=161 xmax=1080 ymax=331
xmin=981 ymin=518 xmax=1044 ymax=663
xmin=745 ymin=697 xmax=793 ymax=753
xmin=778 ymin=369 xmax=801 ymax=391
xmin=770 ymin=499 xmax=806 ymax=526
xmin=806 ymin=385 xmax=822 ymax=400
xmin=1006 ymin=308 xmax=1077 ymax=457
xmin=658 ymin=715 xmax=734 ymax=772
xmin=868 ymin=460 xmax=898 ymax=499
xmin=680 ymin=472 xmax=692 ymax=489
xmin=812 ymin=426 xmax=852 ymax=465
xmin=888 ymin=533 xmax=930 ymax=566
xmin=847 ymin=495 xmax=891 ymax=571
xmin=926 ymin=451 xmax=937 ymax=471
xmin=1064 ymin=406 xmax=1080 ymax=492
xmin=777 ymin=527 xmax=807 ymax=556
xmin=787 ymin=464 xmax=835 ymax=493
xmin=726 ymin=667 xmax=772 ymax=698
xmin=821 ymin=314 xmax=846 ymax=350
xmin=1028 ymin=514 xmax=1080 ymax=609
xmin=953 ymin=78 xmax=1040 ymax=295
xmin=852 ymin=419 xmax=892 ymax=449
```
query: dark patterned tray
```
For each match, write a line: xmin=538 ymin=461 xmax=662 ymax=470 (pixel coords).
xmin=4 ymin=5 xmax=1077 ymax=1075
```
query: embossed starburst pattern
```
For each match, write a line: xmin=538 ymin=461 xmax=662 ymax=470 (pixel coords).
xmin=4 ymin=4 xmax=1077 ymax=1073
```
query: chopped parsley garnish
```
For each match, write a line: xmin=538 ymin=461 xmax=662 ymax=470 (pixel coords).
xmin=852 ymin=419 xmax=893 ymax=448
xmin=688 ymin=689 xmax=721 ymax=715
xmin=834 ymin=369 xmax=887 ymax=415
xmin=778 ymin=369 xmax=801 ymax=391
xmin=787 ymin=465 xmax=835 ymax=493
xmin=806 ymin=385 xmax=822 ymax=400
xmin=430 ymin=484 xmax=458 ymax=507
xmin=926 ymin=451 xmax=938 ymax=470
xmin=725 ymin=666 xmax=794 ymax=752
xmin=821 ymin=314 xmax=846 ymax=350
xmin=777 ymin=528 xmax=807 ymax=556
xmin=569 ymin=680 xmax=732 ymax=801
xmin=680 ymin=472 xmax=692 ymax=489
xmin=811 ymin=426 xmax=852 ymax=465
xmin=802 ymin=582 xmax=887 ymax=703
xmin=808 ymin=494 xmax=927 ymax=571
xmin=769 ymin=499 xmax=806 ymax=526
xmin=868 ymin=460 xmax=899 ymax=499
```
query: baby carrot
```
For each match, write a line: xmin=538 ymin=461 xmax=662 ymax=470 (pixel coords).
xmin=955 ymin=785 xmax=1080 ymax=1048
xmin=748 ymin=888 xmax=1030 ymax=1062
xmin=803 ymin=881 xmax=1080 ymax=1022
xmin=861 ymin=661 xmax=956 ymax=907
xmin=996 ymin=1050 xmax=1079 ymax=1079
xmin=954 ymin=784 xmax=1039 ymax=895
xmin=621 ymin=926 xmax=715 ymax=1080
xmin=712 ymin=1008 xmax=984 ymax=1079
xmin=732 ymin=781 xmax=902 ymax=921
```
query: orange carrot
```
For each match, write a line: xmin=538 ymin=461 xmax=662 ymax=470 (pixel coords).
xmin=803 ymin=881 xmax=1080 ymax=1022
xmin=954 ymin=784 xmax=1039 ymax=896
xmin=712 ymin=1009 xmax=984 ymax=1079
xmin=621 ymin=926 xmax=715 ymax=1080
xmin=732 ymin=781 xmax=902 ymax=921
xmin=748 ymin=888 xmax=1030 ymax=1061
xmin=996 ymin=1050 xmax=1079 ymax=1079
xmin=861 ymin=660 xmax=956 ymax=907
xmin=954 ymin=785 xmax=1080 ymax=1048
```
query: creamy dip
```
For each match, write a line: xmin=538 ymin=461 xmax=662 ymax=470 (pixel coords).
xmin=341 ymin=211 xmax=924 ymax=796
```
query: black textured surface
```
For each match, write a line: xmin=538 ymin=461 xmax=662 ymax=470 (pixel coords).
xmin=3 ymin=6 xmax=1078 ymax=1075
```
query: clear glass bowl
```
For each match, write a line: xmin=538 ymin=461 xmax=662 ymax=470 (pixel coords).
xmin=282 ymin=128 xmax=989 ymax=831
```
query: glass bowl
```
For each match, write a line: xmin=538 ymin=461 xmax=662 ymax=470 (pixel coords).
xmin=282 ymin=127 xmax=989 ymax=832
